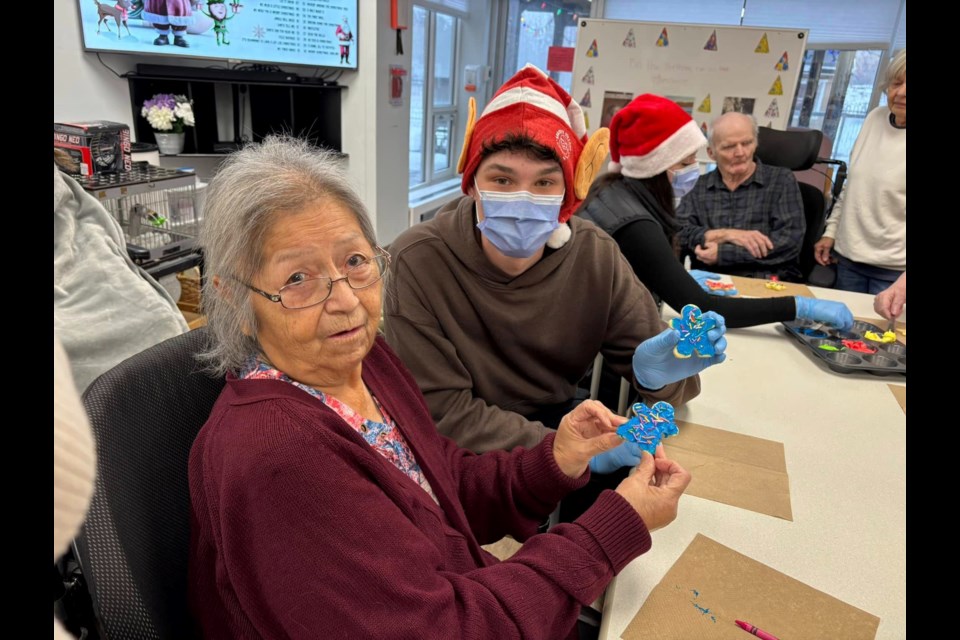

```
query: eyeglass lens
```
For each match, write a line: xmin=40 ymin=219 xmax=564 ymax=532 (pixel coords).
xmin=277 ymin=255 xmax=387 ymax=309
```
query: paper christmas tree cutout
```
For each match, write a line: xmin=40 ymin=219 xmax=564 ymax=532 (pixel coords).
xmin=579 ymin=89 xmax=592 ymax=108
xmin=776 ymin=52 xmax=789 ymax=71
xmin=697 ymin=94 xmax=712 ymax=113
xmin=581 ymin=66 xmax=595 ymax=85
xmin=701 ymin=122 xmax=709 ymax=136
xmin=586 ymin=39 xmax=599 ymax=57
xmin=768 ymin=75 xmax=784 ymax=95
xmin=755 ymin=33 xmax=770 ymax=53
xmin=765 ymin=98 xmax=780 ymax=118
xmin=624 ymin=28 xmax=637 ymax=48
xmin=704 ymin=30 xmax=718 ymax=51
xmin=655 ymin=28 xmax=668 ymax=47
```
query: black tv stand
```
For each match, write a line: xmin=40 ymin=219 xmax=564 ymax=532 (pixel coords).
xmin=135 ymin=63 xmax=303 ymax=84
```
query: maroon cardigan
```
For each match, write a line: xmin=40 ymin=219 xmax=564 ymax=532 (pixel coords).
xmin=188 ymin=336 xmax=651 ymax=639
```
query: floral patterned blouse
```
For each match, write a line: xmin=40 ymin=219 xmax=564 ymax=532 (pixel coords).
xmin=240 ymin=358 xmax=438 ymax=503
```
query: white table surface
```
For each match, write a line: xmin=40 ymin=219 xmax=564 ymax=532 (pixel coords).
xmin=599 ymin=287 xmax=906 ymax=640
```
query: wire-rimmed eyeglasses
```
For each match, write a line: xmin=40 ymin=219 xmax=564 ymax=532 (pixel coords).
xmin=241 ymin=249 xmax=391 ymax=310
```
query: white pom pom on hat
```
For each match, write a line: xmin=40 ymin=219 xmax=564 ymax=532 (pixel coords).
xmin=545 ymin=221 xmax=572 ymax=249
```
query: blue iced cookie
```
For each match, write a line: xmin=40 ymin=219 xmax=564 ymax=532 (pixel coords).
xmin=670 ymin=304 xmax=718 ymax=358
xmin=616 ymin=401 xmax=679 ymax=455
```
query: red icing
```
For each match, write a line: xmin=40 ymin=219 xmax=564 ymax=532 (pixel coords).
xmin=705 ymin=280 xmax=736 ymax=291
xmin=841 ymin=339 xmax=876 ymax=354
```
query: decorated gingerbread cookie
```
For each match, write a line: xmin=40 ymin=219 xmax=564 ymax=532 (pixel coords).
xmin=705 ymin=280 xmax=738 ymax=296
xmin=616 ymin=401 xmax=679 ymax=455
xmin=671 ymin=304 xmax=718 ymax=358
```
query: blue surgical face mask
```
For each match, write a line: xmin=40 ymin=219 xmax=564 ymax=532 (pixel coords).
xmin=670 ymin=163 xmax=701 ymax=199
xmin=474 ymin=180 xmax=563 ymax=258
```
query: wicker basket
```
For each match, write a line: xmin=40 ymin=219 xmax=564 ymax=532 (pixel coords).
xmin=176 ymin=268 xmax=202 ymax=314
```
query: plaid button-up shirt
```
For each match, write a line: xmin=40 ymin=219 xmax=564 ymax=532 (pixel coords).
xmin=677 ymin=159 xmax=805 ymax=281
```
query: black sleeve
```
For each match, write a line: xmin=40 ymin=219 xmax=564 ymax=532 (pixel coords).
xmin=613 ymin=219 xmax=797 ymax=329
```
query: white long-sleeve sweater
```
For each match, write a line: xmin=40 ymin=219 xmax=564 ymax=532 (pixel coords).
xmin=823 ymin=106 xmax=906 ymax=270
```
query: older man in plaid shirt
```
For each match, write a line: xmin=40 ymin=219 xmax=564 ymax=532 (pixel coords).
xmin=677 ymin=112 xmax=805 ymax=282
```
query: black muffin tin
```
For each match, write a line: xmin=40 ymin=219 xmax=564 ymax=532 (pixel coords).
xmin=780 ymin=319 xmax=906 ymax=376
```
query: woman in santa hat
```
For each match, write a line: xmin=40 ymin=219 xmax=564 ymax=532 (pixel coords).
xmin=578 ymin=94 xmax=852 ymax=330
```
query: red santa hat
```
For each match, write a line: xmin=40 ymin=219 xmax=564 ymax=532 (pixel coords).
xmin=459 ymin=64 xmax=591 ymax=248
xmin=608 ymin=94 xmax=706 ymax=179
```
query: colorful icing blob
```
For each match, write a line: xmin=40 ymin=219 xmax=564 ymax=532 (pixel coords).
xmin=841 ymin=339 xmax=876 ymax=354
xmin=765 ymin=281 xmax=787 ymax=291
xmin=704 ymin=280 xmax=739 ymax=296
xmin=798 ymin=327 xmax=828 ymax=338
xmin=616 ymin=401 xmax=679 ymax=455
xmin=670 ymin=304 xmax=718 ymax=358
xmin=864 ymin=330 xmax=897 ymax=344
xmin=817 ymin=344 xmax=842 ymax=351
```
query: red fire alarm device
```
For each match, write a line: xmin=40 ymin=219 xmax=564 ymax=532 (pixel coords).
xmin=391 ymin=0 xmax=409 ymax=54
xmin=391 ymin=0 xmax=408 ymax=30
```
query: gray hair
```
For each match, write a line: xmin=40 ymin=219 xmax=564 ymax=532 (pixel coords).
xmin=197 ymin=136 xmax=377 ymax=376
xmin=882 ymin=48 xmax=906 ymax=90
xmin=707 ymin=112 xmax=759 ymax=149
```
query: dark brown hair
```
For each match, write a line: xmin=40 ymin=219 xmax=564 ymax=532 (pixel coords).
xmin=479 ymin=133 xmax=560 ymax=165
xmin=581 ymin=171 xmax=681 ymax=255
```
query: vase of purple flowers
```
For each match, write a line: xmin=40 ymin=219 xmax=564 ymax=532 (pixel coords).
xmin=141 ymin=93 xmax=195 ymax=155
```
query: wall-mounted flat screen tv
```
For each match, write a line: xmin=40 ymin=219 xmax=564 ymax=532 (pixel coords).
xmin=77 ymin=1 xmax=359 ymax=70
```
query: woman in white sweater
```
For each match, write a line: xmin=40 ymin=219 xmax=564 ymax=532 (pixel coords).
xmin=814 ymin=49 xmax=906 ymax=293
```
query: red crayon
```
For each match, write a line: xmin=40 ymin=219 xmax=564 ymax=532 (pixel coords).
xmin=735 ymin=619 xmax=780 ymax=640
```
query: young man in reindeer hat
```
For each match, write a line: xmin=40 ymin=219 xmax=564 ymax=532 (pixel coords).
xmin=384 ymin=66 xmax=726 ymax=506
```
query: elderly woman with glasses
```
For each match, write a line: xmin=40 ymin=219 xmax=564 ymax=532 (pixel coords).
xmin=188 ymin=137 xmax=691 ymax=640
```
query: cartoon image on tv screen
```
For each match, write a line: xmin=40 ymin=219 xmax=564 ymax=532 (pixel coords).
xmin=76 ymin=1 xmax=360 ymax=69
xmin=199 ymin=1 xmax=240 ymax=46
xmin=145 ymin=0 xmax=200 ymax=47
xmin=93 ymin=0 xmax=133 ymax=39
xmin=335 ymin=15 xmax=353 ymax=64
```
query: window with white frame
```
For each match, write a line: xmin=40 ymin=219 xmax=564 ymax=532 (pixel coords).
xmin=789 ymin=49 xmax=884 ymax=164
xmin=500 ymin=0 xmax=593 ymax=92
xmin=410 ymin=5 xmax=461 ymax=189
xmin=600 ymin=0 xmax=906 ymax=164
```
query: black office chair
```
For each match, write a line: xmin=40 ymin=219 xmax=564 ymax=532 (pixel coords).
xmin=73 ymin=328 xmax=224 ymax=639
xmin=755 ymin=126 xmax=846 ymax=286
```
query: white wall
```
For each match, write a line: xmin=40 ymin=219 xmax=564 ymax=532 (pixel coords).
xmin=54 ymin=0 xmax=137 ymax=128
xmin=353 ymin=0 xmax=412 ymax=245
xmin=53 ymin=0 xmax=411 ymax=244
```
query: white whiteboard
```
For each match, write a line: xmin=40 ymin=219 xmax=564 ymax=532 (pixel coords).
xmin=571 ymin=19 xmax=808 ymax=145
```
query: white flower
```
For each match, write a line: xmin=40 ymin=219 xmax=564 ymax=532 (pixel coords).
xmin=141 ymin=94 xmax=196 ymax=133
xmin=174 ymin=102 xmax=195 ymax=127
xmin=143 ymin=106 xmax=175 ymax=131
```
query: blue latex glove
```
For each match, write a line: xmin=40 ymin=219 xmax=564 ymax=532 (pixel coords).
xmin=632 ymin=312 xmax=728 ymax=390
xmin=794 ymin=297 xmax=854 ymax=331
xmin=689 ymin=269 xmax=738 ymax=296
xmin=589 ymin=440 xmax=643 ymax=474
xmin=689 ymin=269 xmax=721 ymax=289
